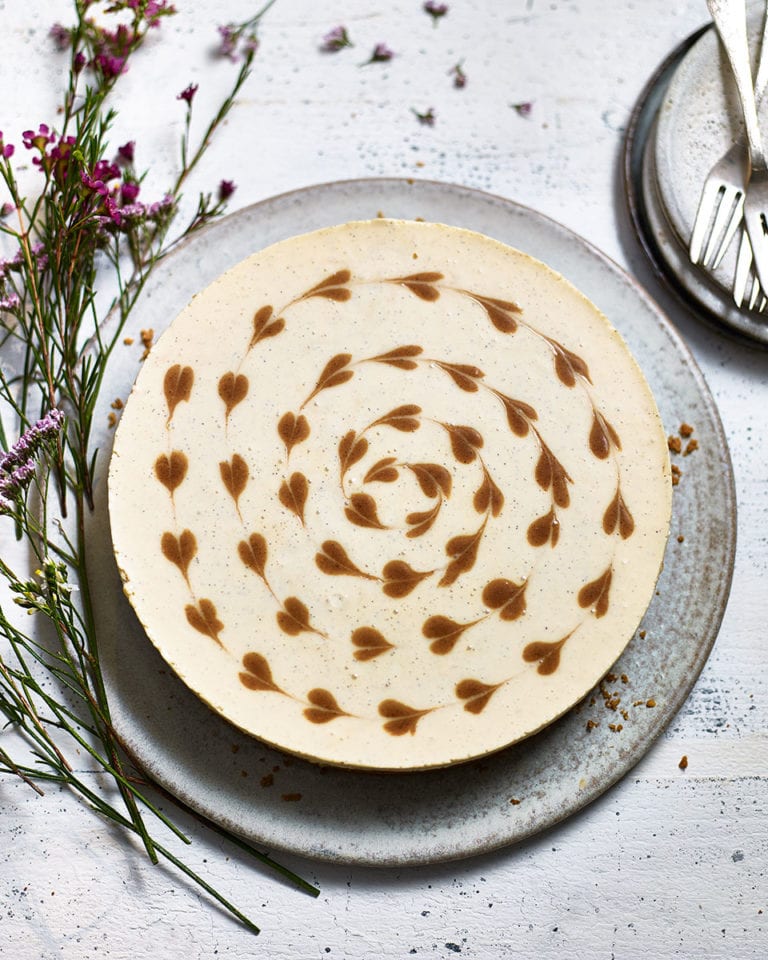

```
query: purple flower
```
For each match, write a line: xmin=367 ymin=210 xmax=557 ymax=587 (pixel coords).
xmin=118 ymin=202 xmax=146 ymax=222
xmin=80 ymin=161 xmax=120 ymax=204
xmin=217 ymin=24 xmax=238 ymax=60
xmin=120 ymin=181 xmax=140 ymax=204
xmin=0 ymin=410 xmax=65 ymax=512
xmin=0 ymin=460 xmax=37 ymax=513
xmin=22 ymin=124 xmax=54 ymax=152
xmin=321 ymin=25 xmax=353 ymax=52
xmin=104 ymin=196 xmax=123 ymax=226
xmin=142 ymin=0 xmax=176 ymax=27
xmin=31 ymin=242 xmax=48 ymax=271
xmin=0 ymin=132 xmax=14 ymax=160
xmin=241 ymin=34 xmax=259 ymax=57
xmin=145 ymin=194 xmax=174 ymax=220
xmin=218 ymin=179 xmax=236 ymax=201
xmin=0 ymin=203 xmax=14 ymax=218
xmin=81 ymin=171 xmax=109 ymax=196
xmin=412 ymin=106 xmax=436 ymax=126
xmin=73 ymin=51 xmax=86 ymax=73
xmin=117 ymin=141 xmax=135 ymax=164
xmin=177 ymin=83 xmax=198 ymax=104
xmin=512 ymin=101 xmax=533 ymax=117
xmin=363 ymin=43 xmax=394 ymax=65
xmin=94 ymin=54 xmax=126 ymax=78
xmin=0 ymin=292 xmax=20 ymax=311
xmin=0 ymin=410 xmax=65 ymax=473
xmin=49 ymin=23 xmax=71 ymax=50
xmin=424 ymin=1 xmax=449 ymax=22
xmin=93 ymin=159 xmax=120 ymax=183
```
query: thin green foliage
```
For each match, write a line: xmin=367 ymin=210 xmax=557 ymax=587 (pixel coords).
xmin=0 ymin=0 xmax=319 ymax=934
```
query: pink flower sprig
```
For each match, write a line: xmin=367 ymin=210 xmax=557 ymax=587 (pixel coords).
xmin=104 ymin=0 xmax=176 ymax=29
xmin=361 ymin=43 xmax=394 ymax=66
xmin=321 ymin=26 xmax=353 ymax=52
xmin=216 ymin=1 xmax=275 ymax=62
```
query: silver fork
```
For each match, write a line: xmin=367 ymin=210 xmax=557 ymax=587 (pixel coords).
xmin=690 ymin=1 xmax=768 ymax=275
xmin=708 ymin=0 xmax=768 ymax=308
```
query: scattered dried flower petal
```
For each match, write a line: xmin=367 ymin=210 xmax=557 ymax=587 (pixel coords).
xmin=512 ymin=101 xmax=533 ymax=117
xmin=321 ymin=25 xmax=353 ymax=52
xmin=412 ymin=107 xmax=436 ymax=126
xmin=450 ymin=62 xmax=467 ymax=88
xmin=49 ymin=23 xmax=71 ymax=50
xmin=362 ymin=42 xmax=394 ymax=65
xmin=424 ymin=1 xmax=449 ymax=23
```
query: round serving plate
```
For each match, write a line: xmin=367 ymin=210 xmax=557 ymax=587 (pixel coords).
xmin=88 ymin=178 xmax=735 ymax=865
xmin=624 ymin=19 xmax=768 ymax=347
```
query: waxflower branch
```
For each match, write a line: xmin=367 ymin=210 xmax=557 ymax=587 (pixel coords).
xmin=0 ymin=0 xmax=318 ymax=935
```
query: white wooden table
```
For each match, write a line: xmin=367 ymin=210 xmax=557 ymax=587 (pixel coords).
xmin=1 ymin=2 xmax=766 ymax=957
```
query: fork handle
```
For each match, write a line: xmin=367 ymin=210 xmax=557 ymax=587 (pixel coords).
xmin=708 ymin=0 xmax=767 ymax=171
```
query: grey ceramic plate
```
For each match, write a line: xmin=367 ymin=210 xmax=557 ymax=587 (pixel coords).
xmin=624 ymin=22 xmax=768 ymax=347
xmin=88 ymin=179 xmax=735 ymax=866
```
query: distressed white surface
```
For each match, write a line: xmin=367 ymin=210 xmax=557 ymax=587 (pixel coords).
xmin=1 ymin=1 xmax=766 ymax=957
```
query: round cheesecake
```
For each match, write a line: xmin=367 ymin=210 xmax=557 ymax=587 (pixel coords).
xmin=109 ymin=219 xmax=672 ymax=770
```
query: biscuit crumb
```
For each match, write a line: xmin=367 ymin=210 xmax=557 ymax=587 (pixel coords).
xmin=123 ymin=336 xmax=134 ymax=345
xmin=620 ymin=673 xmax=629 ymax=685
xmin=107 ymin=412 xmax=117 ymax=429
xmin=679 ymin=422 xmax=694 ymax=438
xmin=586 ymin=719 xmax=599 ymax=731
xmin=683 ymin=439 xmax=699 ymax=456
xmin=111 ymin=398 xmax=123 ymax=410
xmin=608 ymin=723 xmax=623 ymax=732
xmin=509 ymin=797 xmax=521 ymax=805
xmin=677 ymin=534 xmax=685 ymax=543
xmin=140 ymin=328 xmax=154 ymax=360
xmin=260 ymin=773 xmax=274 ymax=788
xmin=281 ymin=792 xmax=302 ymax=802
xmin=638 ymin=630 xmax=646 ymax=640
xmin=645 ymin=698 xmax=657 ymax=708
xmin=678 ymin=755 xmax=688 ymax=770
xmin=668 ymin=435 xmax=682 ymax=454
